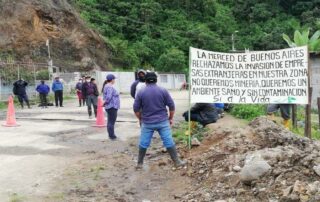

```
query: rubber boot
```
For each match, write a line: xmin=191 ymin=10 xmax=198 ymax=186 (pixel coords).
xmin=167 ymin=146 xmax=187 ymax=167
xmin=283 ymin=119 xmax=290 ymax=129
xmin=136 ymin=147 xmax=147 ymax=170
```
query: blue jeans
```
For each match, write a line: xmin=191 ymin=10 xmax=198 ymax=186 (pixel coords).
xmin=139 ymin=120 xmax=175 ymax=149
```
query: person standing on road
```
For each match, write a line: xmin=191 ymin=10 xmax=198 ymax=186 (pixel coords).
xmin=13 ymin=78 xmax=30 ymax=109
xmin=103 ymin=74 xmax=120 ymax=140
xmin=130 ymin=69 xmax=146 ymax=99
xmin=75 ymin=78 xmax=85 ymax=107
xmin=36 ymin=80 xmax=50 ymax=108
xmin=82 ymin=77 xmax=99 ymax=119
xmin=133 ymin=72 xmax=186 ymax=169
xmin=52 ymin=76 xmax=64 ymax=107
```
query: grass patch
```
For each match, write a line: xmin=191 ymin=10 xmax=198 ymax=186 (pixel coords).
xmin=0 ymin=101 xmax=6 ymax=110
xmin=9 ymin=193 xmax=26 ymax=202
xmin=48 ymin=193 xmax=65 ymax=200
xmin=291 ymin=123 xmax=320 ymax=140
xmin=172 ymin=122 xmax=208 ymax=145
xmin=230 ymin=104 xmax=266 ymax=121
xmin=90 ymin=165 xmax=105 ymax=180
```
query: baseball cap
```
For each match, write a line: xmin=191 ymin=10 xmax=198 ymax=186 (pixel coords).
xmin=145 ymin=72 xmax=157 ymax=82
xmin=106 ymin=74 xmax=116 ymax=81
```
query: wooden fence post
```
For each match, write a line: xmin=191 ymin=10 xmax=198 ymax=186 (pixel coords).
xmin=292 ymin=104 xmax=297 ymax=128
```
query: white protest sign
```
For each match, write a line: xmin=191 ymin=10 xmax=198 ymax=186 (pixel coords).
xmin=190 ymin=46 xmax=308 ymax=104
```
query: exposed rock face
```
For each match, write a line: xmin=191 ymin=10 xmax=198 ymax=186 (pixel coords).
xmin=0 ymin=0 xmax=110 ymax=71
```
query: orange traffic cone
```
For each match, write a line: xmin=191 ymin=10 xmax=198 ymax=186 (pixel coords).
xmin=3 ymin=95 xmax=19 ymax=127
xmin=92 ymin=97 xmax=106 ymax=127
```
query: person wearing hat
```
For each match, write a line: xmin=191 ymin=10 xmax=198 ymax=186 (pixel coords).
xmin=52 ymin=76 xmax=64 ymax=107
xmin=82 ymin=76 xmax=99 ymax=118
xmin=133 ymin=71 xmax=186 ymax=169
xmin=130 ymin=69 xmax=146 ymax=99
xmin=103 ymin=74 xmax=120 ymax=140
xmin=36 ymin=80 xmax=50 ymax=108
xmin=75 ymin=78 xmax=85 ymax=107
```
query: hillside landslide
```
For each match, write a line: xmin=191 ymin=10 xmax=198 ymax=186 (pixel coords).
xmin=0 ymin=0 xmax=110 ymax=70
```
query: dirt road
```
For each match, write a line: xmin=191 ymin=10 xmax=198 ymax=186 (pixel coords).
xmin=0 ymin=91 xmax=189 ymax=202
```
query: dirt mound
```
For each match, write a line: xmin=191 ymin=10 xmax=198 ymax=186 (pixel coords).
xmin=182 ymin=117 xmax=320 ymax=202
xmin=0 ymin=0 xmax=110 ymax=70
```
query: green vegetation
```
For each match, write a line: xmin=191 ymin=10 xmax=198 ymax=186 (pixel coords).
xmin=283 ymin=29 xmax=320 ymax=52
xmin=72 ymin=0 xmax=320 ymax=72
xmin=173 ymin=122 xmax=208 ymax=145
xmin=0 ymin=101 xmax=6 ymax=110
xmin=230 ymin=104 xmax=266 ymax=121
xmin=9 ymin=193 xmax=26 ymax=202
xmin=291 ymin=123 xmax=320 ymax=139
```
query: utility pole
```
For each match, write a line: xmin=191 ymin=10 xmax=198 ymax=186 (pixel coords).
xmin=231 ymin=31 xmax=239 ymax=52
xmin=46 ymin=39 xmax=53 ymax=80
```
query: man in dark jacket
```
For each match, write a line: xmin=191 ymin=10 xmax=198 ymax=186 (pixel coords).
xmin=82 ymin=77 xmax=99 ymax=118
xmin=13 ymin=79 xmax=30 ymax=109
xmin=36 ymin=80 xmax=50 ymax=108
xmin=130 ymin=69 xmax=146 ymax=98
xmin=183 ymin=103 xmax=220 ymax=126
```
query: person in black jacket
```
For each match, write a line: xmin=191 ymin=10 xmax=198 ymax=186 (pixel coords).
xmin=183 ymin=103 xmax=220 ymax=126
xmin=82 ymin=77 xmax=99 ymax=119
xmin=13 ymin=79 xmax=30 ymax=109
xmin=130 ymin=69 xmax=146 ymax=98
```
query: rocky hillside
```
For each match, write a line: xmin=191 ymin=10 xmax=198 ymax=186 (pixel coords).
xmin=0 ymin=0 xmax=110 ymax=71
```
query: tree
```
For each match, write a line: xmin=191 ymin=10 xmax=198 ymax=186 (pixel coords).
xmin=156 ymin=48 xmax=186 ymax=73
xmin=283 ymin=29 xmax=320 ymax=52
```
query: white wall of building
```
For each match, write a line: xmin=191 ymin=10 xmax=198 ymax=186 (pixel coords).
xmin=95 ymin=71 xmax=186 ymax=94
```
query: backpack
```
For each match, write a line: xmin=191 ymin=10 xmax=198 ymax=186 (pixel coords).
xmin=13 ymin=85 xmax=18 ymax=95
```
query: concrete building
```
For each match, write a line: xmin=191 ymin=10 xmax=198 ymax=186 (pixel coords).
xmin=95 ymin=71 xmax=187 ymax=94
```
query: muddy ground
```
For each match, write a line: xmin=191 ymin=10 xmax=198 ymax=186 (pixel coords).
xmin=0 ymin=91 xmax=190 ymax=202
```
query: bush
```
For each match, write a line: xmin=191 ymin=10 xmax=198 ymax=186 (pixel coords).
xmin=36 ymin=70 xmax=49 ymax=80
xmin=230 ymin=104 xmax=266 ymax=121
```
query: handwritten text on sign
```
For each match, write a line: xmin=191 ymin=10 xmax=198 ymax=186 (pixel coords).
xmin=190 ymin=46 xmax=308 ymax=104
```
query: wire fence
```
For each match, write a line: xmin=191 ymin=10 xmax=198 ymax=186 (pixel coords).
xmin=0 ymin=59 xmax=91 ymax=101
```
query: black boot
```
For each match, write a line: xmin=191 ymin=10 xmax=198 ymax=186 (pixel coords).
xmin=167 ymin=146 xmax=187 ymax=167
xmin=79 ymin=100 xmax=82 ymax=107
xmin=136 ymin=147 xmax=147 ymax=169
xmin=20 ymin=102 xmax=24 ymax=109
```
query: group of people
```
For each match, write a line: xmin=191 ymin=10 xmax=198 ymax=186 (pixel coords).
xmin=12 ymin=77 xmax=64 ymax=109
xmin=99 ymin=70 xmax=186 ymax=168
xmin=75 ymin=76 xmax=100 ymax=119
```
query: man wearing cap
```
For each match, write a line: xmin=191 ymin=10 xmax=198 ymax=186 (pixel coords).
xmin=75 ymin=78 xmax=85 ymax=107
xmin=52 ymin=76 xmax=64 ymax=107
xmin=130 ymin=69 xmax=146 ymax=99
xmin=133 ymin=71 xmax=186 ymax=168
xmin=103 ymin=74 xmax=120 ymax=140
xmin=82 ymin=76 xmax=99 ymax=119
